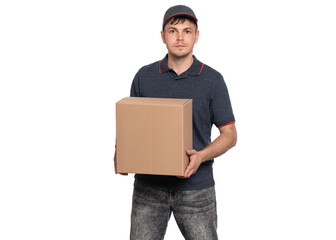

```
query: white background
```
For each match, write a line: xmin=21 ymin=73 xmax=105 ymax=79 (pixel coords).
xmin=1 ymin=0 xmax=335 ymax=239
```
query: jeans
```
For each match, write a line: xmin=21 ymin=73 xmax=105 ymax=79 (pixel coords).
xmin=130 ymin=180 xmax=218 ymax=240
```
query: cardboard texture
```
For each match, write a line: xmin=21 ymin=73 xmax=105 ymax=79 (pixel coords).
xmin=116 ymin=97 xmax=192 ymax=176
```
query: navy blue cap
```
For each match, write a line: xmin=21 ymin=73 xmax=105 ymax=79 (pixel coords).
xmin=162 ymin=5 xmax=198 ymax=30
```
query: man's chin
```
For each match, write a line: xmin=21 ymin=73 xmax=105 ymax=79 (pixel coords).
xmin=170 ymin=51 xmax=192 ymax=59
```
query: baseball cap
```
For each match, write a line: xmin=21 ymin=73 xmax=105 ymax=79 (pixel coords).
xmin=162 ymin=5 xmax=198 ymax=30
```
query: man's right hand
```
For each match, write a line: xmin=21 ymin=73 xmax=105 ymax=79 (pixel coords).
xmin=114 ymin=145 xmax=128 ymax=175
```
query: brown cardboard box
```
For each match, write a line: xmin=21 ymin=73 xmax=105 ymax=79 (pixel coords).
xmin=116 ymin=97 xmax=192 ymax=176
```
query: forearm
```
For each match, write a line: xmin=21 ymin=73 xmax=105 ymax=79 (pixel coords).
xmin=198 ymin=126 xmax=237 ymax=163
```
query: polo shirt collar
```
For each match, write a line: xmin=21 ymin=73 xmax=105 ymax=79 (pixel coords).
xmin=159 ymin=54 xmax=204 ymax=76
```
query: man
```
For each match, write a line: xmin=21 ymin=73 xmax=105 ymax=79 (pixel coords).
xmin=115 ymin=5 xmax=237 ymax=240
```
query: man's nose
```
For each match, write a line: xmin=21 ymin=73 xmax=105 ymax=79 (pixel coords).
xmin=177 ymin=32 xmax=183 ymax=41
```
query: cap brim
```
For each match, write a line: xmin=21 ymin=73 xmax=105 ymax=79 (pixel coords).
xmin=164 ymin=12 xmax=198 ymax=25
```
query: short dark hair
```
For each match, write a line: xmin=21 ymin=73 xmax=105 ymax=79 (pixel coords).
xmin=163 ymin=16 xmax=198 ymax=31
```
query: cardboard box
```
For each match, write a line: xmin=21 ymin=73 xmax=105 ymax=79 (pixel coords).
xmin=116 ymin=97 xmax=192 ymax=176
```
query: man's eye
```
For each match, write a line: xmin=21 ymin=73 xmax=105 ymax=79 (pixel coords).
xmin=169 ymin=30 xmax=175 ymax=33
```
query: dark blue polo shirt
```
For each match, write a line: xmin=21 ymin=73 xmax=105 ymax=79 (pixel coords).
xmin=130 ymin=55 xmax=235 ymax=190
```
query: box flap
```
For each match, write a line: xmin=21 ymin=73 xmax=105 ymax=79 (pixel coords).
xmin=118 ymin=97 xmax=191 ymax=106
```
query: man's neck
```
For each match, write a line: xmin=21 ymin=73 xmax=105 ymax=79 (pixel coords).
xmin=167 ymin=53 xmax=194 ymax=76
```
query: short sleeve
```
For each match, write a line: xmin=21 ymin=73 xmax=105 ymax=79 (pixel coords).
xmin=210 ymin=74 xmax=235 ymax=128
xmin=130 ymin=70 xmax=141 ymax=97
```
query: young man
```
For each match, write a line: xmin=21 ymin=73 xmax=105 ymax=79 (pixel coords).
xmin=115 ymin=5 xmax=237 ymax=240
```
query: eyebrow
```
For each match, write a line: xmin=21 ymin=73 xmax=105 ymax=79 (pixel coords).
xmin=167 ymin=27 xmax=193 ymax=31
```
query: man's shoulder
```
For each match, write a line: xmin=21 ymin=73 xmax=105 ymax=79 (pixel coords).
xmin=202 ymin=63 xmax=223 ymax=79
xmin=199 ymin=62 xmax=225 ymax=85
xmin=137 ymin=60 xmax=160 ymax=76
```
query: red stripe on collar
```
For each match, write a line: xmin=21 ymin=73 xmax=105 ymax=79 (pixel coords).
xmin=159 ymin=60 xmax=162 ymax=74
xmin=197 ymin=63 xmax=204 ymax=75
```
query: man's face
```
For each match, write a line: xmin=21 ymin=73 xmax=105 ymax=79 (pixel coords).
xmin=161 ymin=18 xmax=199 ymax=59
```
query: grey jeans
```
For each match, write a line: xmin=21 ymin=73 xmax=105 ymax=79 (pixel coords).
xmin=130 ymin=180 xmax=218 ymax=240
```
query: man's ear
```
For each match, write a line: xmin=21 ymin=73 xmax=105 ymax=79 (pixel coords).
xmin=195 ymin=30 xmax=199 ymax=44
xmin=161 ymin=30 xmax=166 ymax=44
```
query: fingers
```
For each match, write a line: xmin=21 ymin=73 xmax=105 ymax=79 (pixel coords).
xmin=183 ymin=149 xmax=203 ymax=178
xmin=179 ymin=149 xmax=201 ymax=178
xmin=184 ymin=159 xmax=199 ymax=178
xmin=177 ymin=162 xmax=195 ymax=178
xmin=114 ymin=150 xmax=117 ymax=174
xmin=114 ymin=145 xmax=128 ymax=175
xmin=184 ymin=149 xmax=197 ymax=177
xmin=186 ymin=149 xmax=197 ymax=156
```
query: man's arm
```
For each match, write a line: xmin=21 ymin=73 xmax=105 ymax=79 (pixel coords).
xmin=184 ymin=123 xmax=237 ymax=178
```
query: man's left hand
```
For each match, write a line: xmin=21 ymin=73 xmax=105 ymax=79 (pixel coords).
xmin=183 ymin=149 xmax=204 ymax=178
